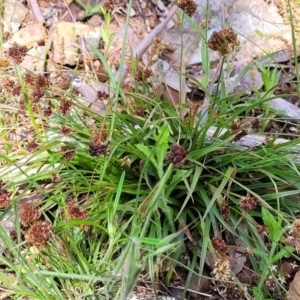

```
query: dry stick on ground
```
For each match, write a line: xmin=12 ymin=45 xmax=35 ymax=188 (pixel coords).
xmin=27 ymin=0 xmax=45 ymax=23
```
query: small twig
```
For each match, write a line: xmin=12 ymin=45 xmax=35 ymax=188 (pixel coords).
xmin=135 ymin=5 xmax=178 ymax=60
xmin=114 ymin=4 xmax=178 ymax=84
xmin=27 ymin=0 xmax=45 ymax=23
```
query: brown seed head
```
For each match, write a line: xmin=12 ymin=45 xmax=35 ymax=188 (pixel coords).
xmin=25 ymin=221 xmax=52 ymax=247
xmin=89 ymin=141 xmax=109 ymax=156
xmin=24 ymin=73 xmax=49 ymax=87
xmin=89 ymin=128 xmax=109 ymax=156
xmin=60 ymin=125 xmax=71 ymax=136
xmin=2 ymin=78 xmax=14 ymax=88
xmin=97 ymin=91 xmax=109 ymax=101
xmin=92 ymin=127 xmax=108 ymax=143
xmin=26 ymin=139 xmax=38 ymax=152
xmin=6 ymin=43 xmax=27 ymax=64
xmin=165 ymin=144 xmax=188 ymax=167
xmin=19 ymin=203 xmax=42 ymax=227
xmin=51 ymin=173 xmax=61 ymax=183
xmin=31 ymin=87 xmax=45 ymax=102
xmin=34 ymin=74 xmax=50 ymax=87
xmin=59 ymin=99 xmax=73 ymax=115
xmin=177 ymin=0 xmax=198 ymax=17
xmin=207 ymin=28 xmax=240 ymax=56
xmin=2 ymin=78 xmax=21 ymax=95
xmin=65 ymin=199 xmax=88 ymax=230
xmin=31 ymin=103 xmax=39 ymax=113
xmin=61 ymin=145 xmax=76 ymax=161
xmin=23 ymin=74 xmax=49 ymax=102
xmin=103 ymin=0 xmax=114 ymax=12
xmin=212 ymin=237 xmax=228 ymax=253
xmin=24 ymin=73 xmax=35 ymax=85
xmin=66 ymin=199 xmax=87 ymax=221
xmin=239 ymin=195 xmax=258 ymax=212
xmin=11 ymin=85 xmax=21 ymax=96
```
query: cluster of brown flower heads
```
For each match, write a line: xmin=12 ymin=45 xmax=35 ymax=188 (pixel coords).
xmin=207 ymin=28 xmax=240 ymax=56
xmin=6 ymin=43 xmax=27 ymax=64
xmin=24 ymin=73 xmax=50 ymax=103
xmin=177 ymin=0 xmax=198 ymax=17
xmin=1 ymin=43 xmax=54 ymax=118
xmin=89 ymin=126 xmax=109 ymax=156
xmin=20 ymin=203 xmax=52 ymax=247
xmin=165 ymin=144 xmax=188 ymax=167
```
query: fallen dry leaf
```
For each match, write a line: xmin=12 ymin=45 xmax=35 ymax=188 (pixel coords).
xmin=286 ymin=270 xmax=300 ymax=300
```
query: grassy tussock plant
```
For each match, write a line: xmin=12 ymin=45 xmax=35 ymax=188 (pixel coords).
xmin=0 ymin=1 xmax=299 ymax=299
